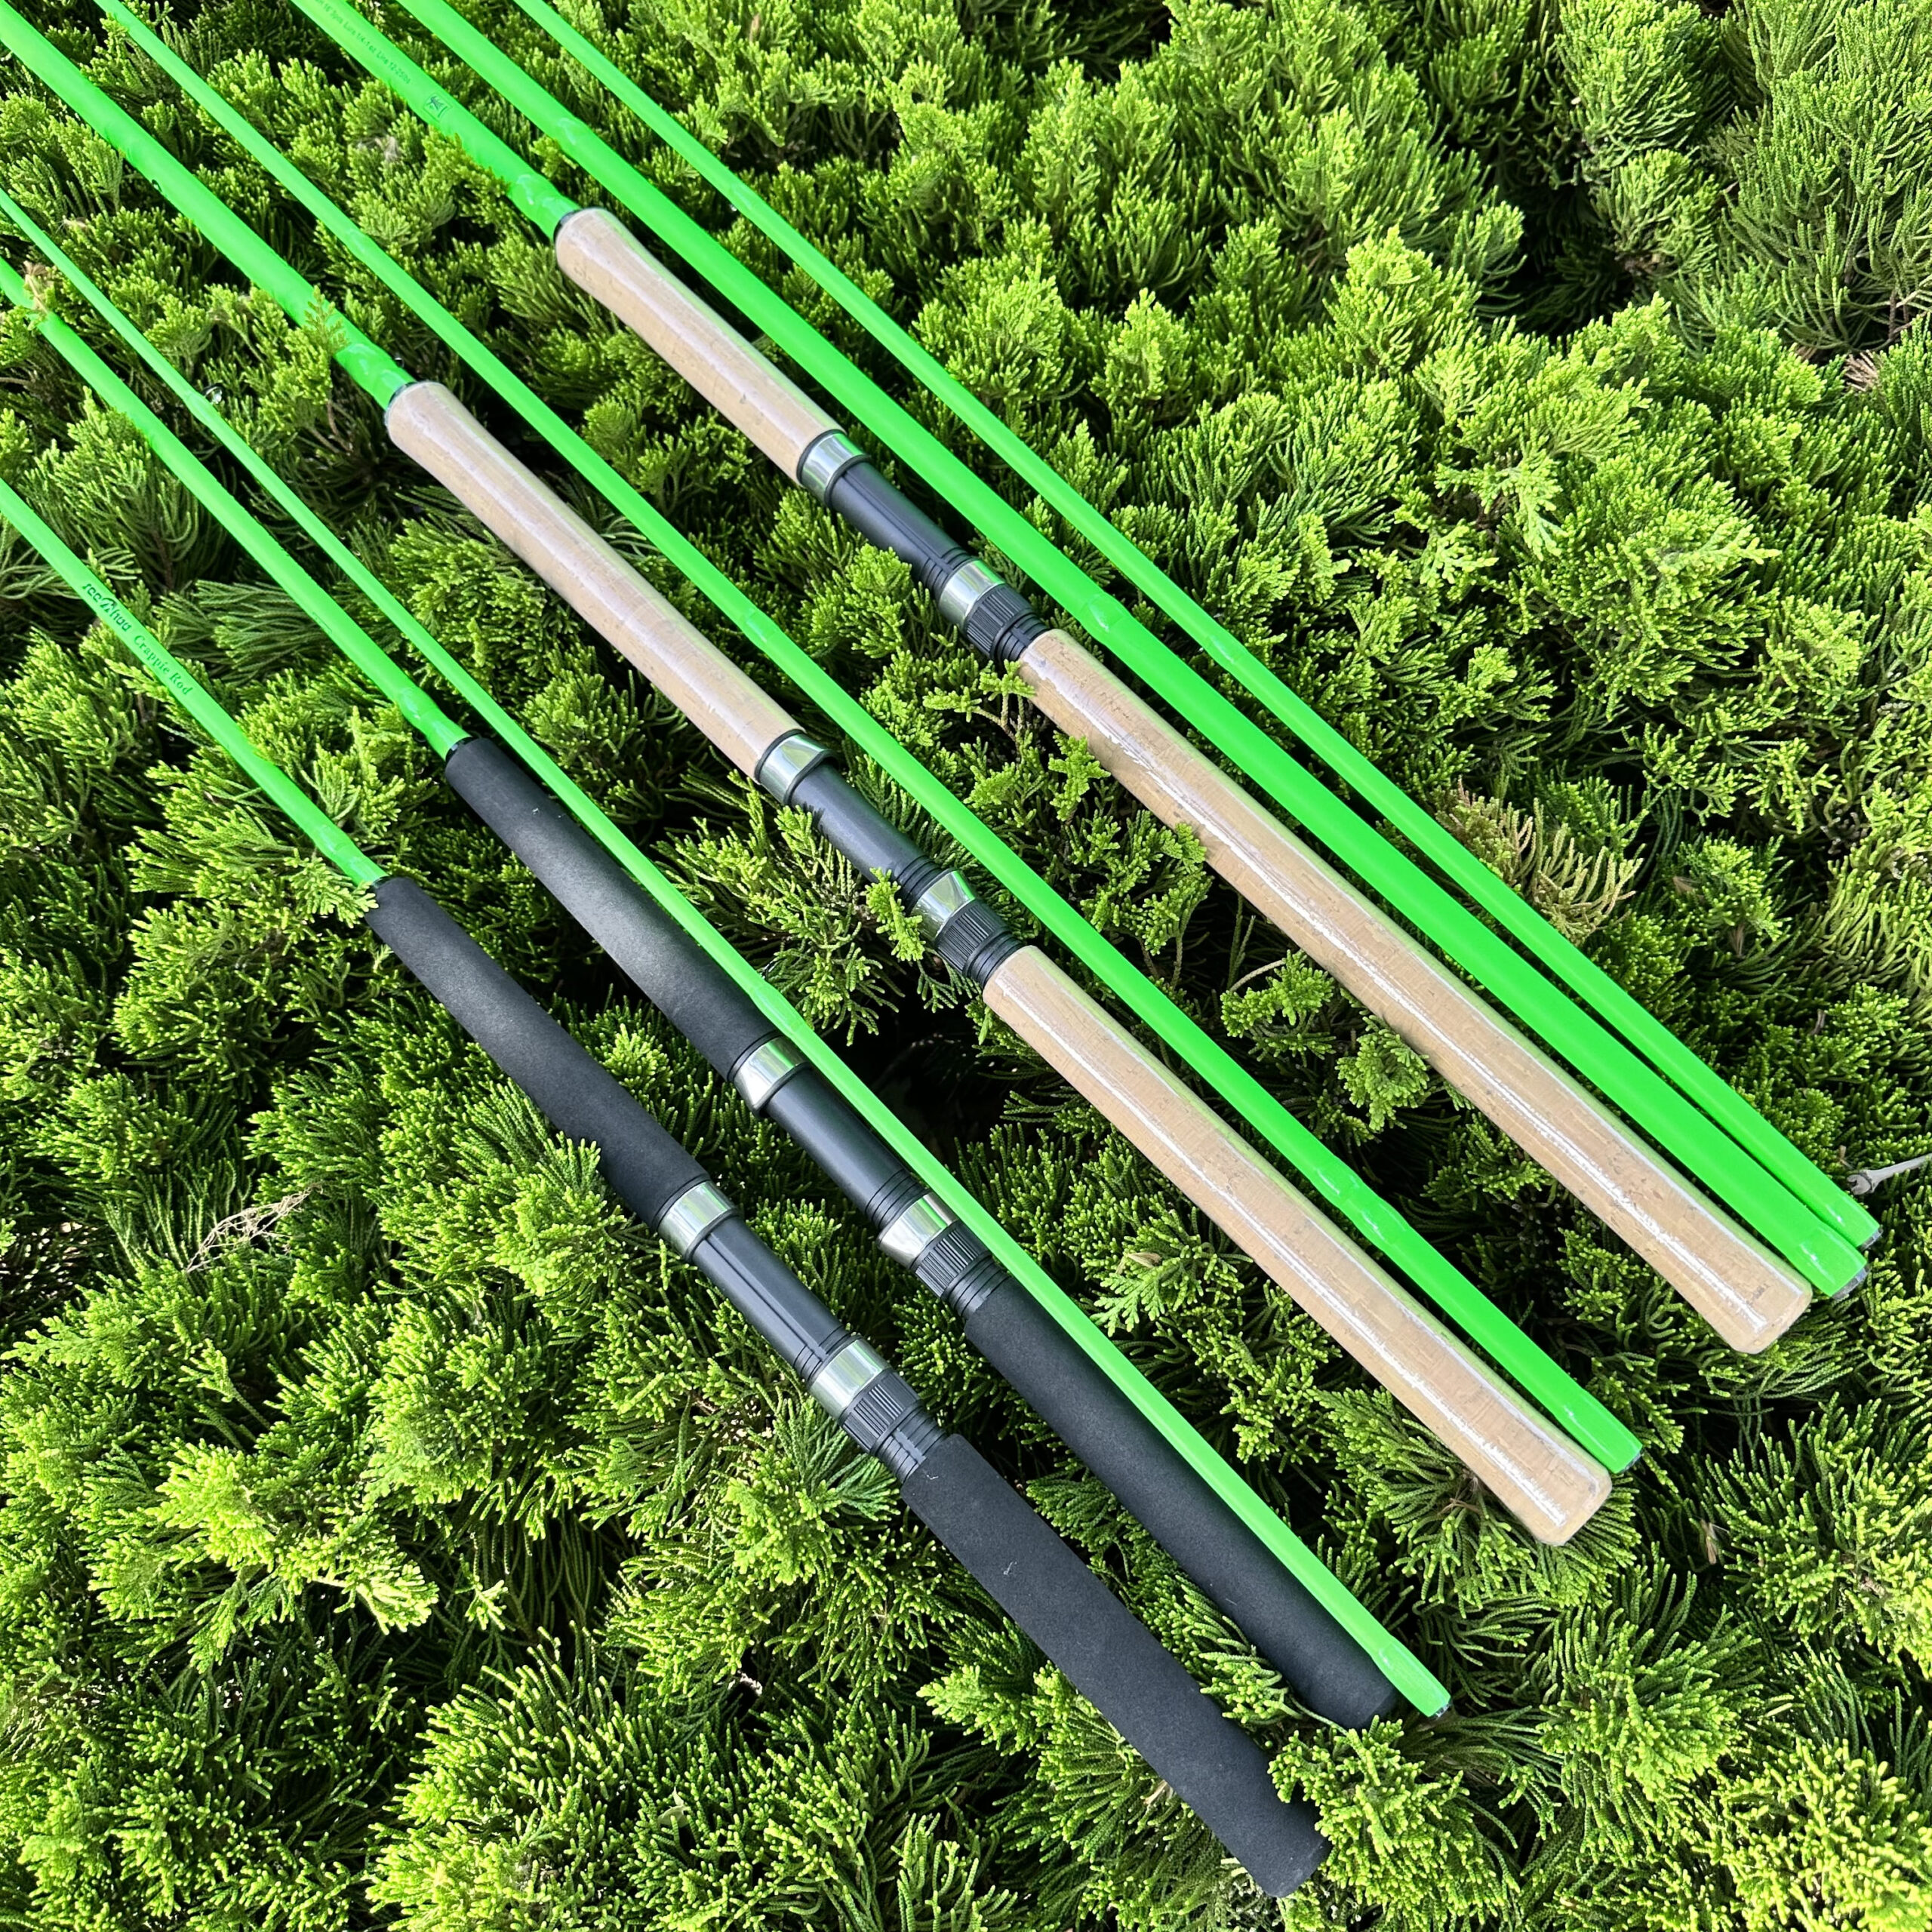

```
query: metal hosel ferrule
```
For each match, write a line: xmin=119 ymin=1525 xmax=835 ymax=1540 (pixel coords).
xmin=731 ymin=1035 xmax=805 ymax=1113
xmin=878 ymin=1192 xmax=954 ymax=1267
xmin=796 ymin=429 xmax=867 ymax=503
xmin=911 ymin=869 xmax=977 ymax=940
xmin=808 ymin=1334 xmax=887 ymax=1416
xmin=936 ymin=558 xmax=1004 ymax=628
xmin=754 ymin=731 xmax=835 ymax=806
xmin=808 ymin=1336 xmax=944 ymax=1475
xmin=657 ymin=1179 xmax=735 ymax=1258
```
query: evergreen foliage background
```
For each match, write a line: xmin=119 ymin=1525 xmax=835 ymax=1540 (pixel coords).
xmin=2 ymin=0 xmax=1931 ymax=1923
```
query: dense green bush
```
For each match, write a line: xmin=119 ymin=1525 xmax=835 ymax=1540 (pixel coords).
xmin=2 ymin=0 xmax=1930 ymax=1924
xmin=1547 ymin=0 xmax=1932 ymax=353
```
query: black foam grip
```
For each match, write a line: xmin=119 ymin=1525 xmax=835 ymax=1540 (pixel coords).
xmin=365 ymin=877 xmax=705 ymax=1229
xmin=443 ymin=738 xmax=774 ymax=1077
xmin=825 ymin=458 xmax=973 ymax=597
xmin=965 ymin=1284 xmax=1398 ymax=1727
xmin=903 ymin=1435 xmax=1327 ymax=1897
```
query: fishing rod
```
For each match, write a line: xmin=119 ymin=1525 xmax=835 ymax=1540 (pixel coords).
xmin=297 ymin=0 xmax=1833 ymax=1356
xmin=118 ymin=7 xmax=1643 ymax=1492
xmin=0 ymin=192 xmax=1417 ymax=1727
xmin=0 ymin=474 xmax=1328 ymax=1897
xmin=14 ymin=108 xmax=1439 ymax=1725
xmin=472 ymin=0 xmax=1880 ymax=1266
xmin=3 ymin=3 xmax=1620 ymax=1543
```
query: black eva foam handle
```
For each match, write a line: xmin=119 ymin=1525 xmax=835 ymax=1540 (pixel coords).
xmin=368 ymin=879 xmax=845 ymax=1390
xmin=441 ymin=745 xmax=1394 ymax=1722
xmin=367 ymin=877 xmax=1327 ymax=1888
xmin=445 ymin=739 xmax=923 ymax=1220
xmin=904 ymin=1435 xmax=1327 ymax=1897
xmin=365 ymin=875 xmax=705 ymax=1226
xmin=444 ymin=738 xmax=773 ymax=1075
xmin=964 ymin=1281 xmax=1398 ymax=1727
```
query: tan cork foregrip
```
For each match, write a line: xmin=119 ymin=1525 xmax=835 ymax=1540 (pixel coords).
xmin=535 ymin=223 xmax=1805 ymax=1358
xmin=386 ymin=383 xmax=798 ymax=778
xmin=982 ymin=946 xmax=1612 ymax=1543
xmin=555 ymin=208 xmax=840 ymax=479
xmin=389 ymin=385 xmax=1605 ymax=1537
xmin=1016 ymin=631 xmax=1811 ymax=1355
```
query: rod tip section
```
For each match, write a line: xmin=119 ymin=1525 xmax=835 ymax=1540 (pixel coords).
xmin=902 ymin=1434 xmax=1327 ymax=1896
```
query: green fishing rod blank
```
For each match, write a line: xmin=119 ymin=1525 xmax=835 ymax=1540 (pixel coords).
xmin=393 ymin=0 xmax=1875 ymax=1270
xmin=65 ymin=0 xmax=1640 ymax=1488
xmin=303 ymin=0 xmax=1866 ymax=1308
xmin=0 ymin=481 xmax=1327 ymax=1891
xmin=0 ymin=193 xmax=1409 ymax=1730
xmin=20 ymin=6 xmax=1471 ymax=1706
xmin=0 ymin=500 xmax=383 ymax=891
xmin=490 ymin=0 xmax=1882 ymax=1259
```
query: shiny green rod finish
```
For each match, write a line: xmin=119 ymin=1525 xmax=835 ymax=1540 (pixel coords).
xmin=69 ymin=0 xmax=1637 ymax=1487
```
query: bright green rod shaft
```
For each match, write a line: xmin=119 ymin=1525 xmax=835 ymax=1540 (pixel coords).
xmin=0 ymin=5 xmax=410 ymax=407
xmin=431 ymin=0 xmax=1875 ymax=1267
xmin=21 ymin=10 xmax=1460 ymax=1707
xmin=257 ymin=0 xmax=1637 ymax=1469
xmin=32 ymin=0 xmax=1635 ymax=1481
xmin=0 ymin=237 xmax=463 ymax=758
xmin=0 ymin=471 xmax=382 ymax=885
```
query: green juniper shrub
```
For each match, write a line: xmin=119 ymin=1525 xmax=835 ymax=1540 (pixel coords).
xmin=1544 ymin=0 xmax=1932 ymax=356
xmin=0 ymin=0 xmax=1929 ymax=1927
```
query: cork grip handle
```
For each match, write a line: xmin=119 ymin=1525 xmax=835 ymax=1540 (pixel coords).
xmin=555 ymin=208 xmax=838 ymax=478
xmin=384 ymin=377 xmax=1603 ymax=1534
xmin=546 ymin=215 xmax=1808 ymax=1354
xmin=1016 ymin=633 xmax=1812 ymax=1355
xmin=981 ymin=947 xmax=1611 ymax=1544
xmin=385 ymin=381 xmax=798 ymax=777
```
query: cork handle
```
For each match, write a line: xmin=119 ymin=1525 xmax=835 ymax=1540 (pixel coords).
xmin=386 ymin=381 xmax=798 ymax=777
xmin=537 ymin=215 xmax=1807 ymax=1355
xmin=981 ymin=946 xmax=1611 ymax=1543
xmin=1016 ymin=632 xmax=1811 ymax=1355
xmin=554 ymin=208 xmax=839 ymax=478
